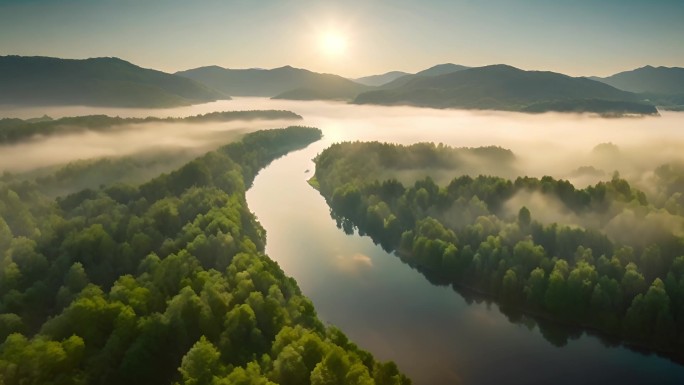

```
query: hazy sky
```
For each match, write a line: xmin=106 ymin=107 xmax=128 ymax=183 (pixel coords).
xmin=1 ymin=0 xmax=683 ymax=77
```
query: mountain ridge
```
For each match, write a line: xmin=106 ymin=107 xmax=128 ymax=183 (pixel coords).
xmin=0 ymin=55 xmax=227 ymax=108
xmin=378 ymin=63 xmax=470 ymax=89
xmin=591 ymin=65 xmax=684 ymax=95
xmin=176 ymin=65 xmax=369 ymax=99
xmin=354 ymin=71 xmax=410 ymax=86
xmin=591 ymin=65 xmax=684 ymax=110
xmin=353 ymin=64 xmax=657 ymax=116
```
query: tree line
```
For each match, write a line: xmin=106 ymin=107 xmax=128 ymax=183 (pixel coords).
xmin=314 ymin=141 xmax=684 ymax=356
xmin=0 ymin=110 xmax=301 ymax=144
xmin=0 ymin=127 xmax=410 ymax=385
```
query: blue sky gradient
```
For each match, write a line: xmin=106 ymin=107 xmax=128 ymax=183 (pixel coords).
xmin=1 ymin=0 xmax=682 ymax=77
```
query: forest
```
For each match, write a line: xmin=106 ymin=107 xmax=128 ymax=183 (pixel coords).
xmin=313 ymin=141 xmax=684 ymax=357
xmin=0 ymin=126 xmax=409 ymax=385
xmin=0 ymin=110 xmax=301 ymax=144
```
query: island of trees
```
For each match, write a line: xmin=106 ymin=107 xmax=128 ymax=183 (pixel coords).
xmin=0 ymin=127 xmax=410 ymax=385
xmin=313 ymin=141 xmax=684 ymax=357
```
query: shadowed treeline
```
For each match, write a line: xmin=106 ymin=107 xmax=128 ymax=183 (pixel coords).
xmin=313 ymin=141 xmax=684 ymax=360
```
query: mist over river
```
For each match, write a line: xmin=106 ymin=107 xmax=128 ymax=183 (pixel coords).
xmin=4 ymin=98 xmax=684 ymax=384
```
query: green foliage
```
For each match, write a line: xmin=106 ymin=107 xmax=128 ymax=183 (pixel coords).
xmin=0 ymin=333 xmax=86 ymax=385
xmin=314 ymin=141 xmax=516 ymax=203
xmin=518 ymin=206 xmax=531 ymax=227
xmin=314 ymin=140 xmax=684 ymax=354
xmin=0 ymin=126 xmax=407 ymax=384
xmin=179 ymin=337 xmax=222 ymax=385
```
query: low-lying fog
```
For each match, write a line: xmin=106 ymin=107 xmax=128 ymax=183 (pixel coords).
xmin=2 ymin=98 xmax=684 ymax=193
xmin=0 ymin=118 xmax=298 ymax=173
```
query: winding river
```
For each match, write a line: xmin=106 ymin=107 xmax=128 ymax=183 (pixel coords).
xmin=241 ymin=100 xmax=684 ymax=385
xmin=245 ymin=137 xmax=684 ymax=385
xmin=5 ymin=98 xmax=684 ymax=384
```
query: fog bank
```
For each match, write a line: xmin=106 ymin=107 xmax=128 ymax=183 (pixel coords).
xmin=222 ymin=98 xmax=684 ymax=192
xmin=0 ymin=118 xmax=297 ymax=173
xmin=4 ymin=98 xmax=684 ymax=194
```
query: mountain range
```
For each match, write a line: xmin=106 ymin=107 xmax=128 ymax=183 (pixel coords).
xmin=592 ymin=66 xmax=684 ymax=95
xmin=376 ymin=63 xmax=471 ymax=89
xmin=352 ymin=64 xmax=658 ymax=115
xmin=353 ymin=64 xmax=470 ymax=87
xmin=2 ymin=55 xmax=682 ymax=114
xmin=0 ymin=56 xmax=226 ymax=108
xmin=591 ymin=66 xmax=684 ymax=111
xmin=354 ymin=71 xmax=409 ymax=86
xmin=176 ymin=65 xmax=369 ymax=100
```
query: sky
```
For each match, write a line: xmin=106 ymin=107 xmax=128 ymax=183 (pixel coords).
xmin=1 ymin=0 xmax=683 ymax=78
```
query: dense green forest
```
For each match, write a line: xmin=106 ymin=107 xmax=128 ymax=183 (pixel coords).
xmin=0 ymin=110 xmax=301 ymax=144
xmin=313 ymin=141 xmax=684 ymax=356
xmin=0 ymin=127 xmax=409 ymax=385
xmin=14 ymin=153 xmax=217 ymax=199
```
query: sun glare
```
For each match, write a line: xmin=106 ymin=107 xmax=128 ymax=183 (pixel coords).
xmin=320 ymin=32 xmax=347 ymax=56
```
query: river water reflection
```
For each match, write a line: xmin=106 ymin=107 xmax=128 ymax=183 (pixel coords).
xmin=241 ymin=99 xmax=684 ymax=385
xmin=4 ymin=98 xmax=684 ymax=384
xmin=246 ymin=138 xmax=684 ymax=385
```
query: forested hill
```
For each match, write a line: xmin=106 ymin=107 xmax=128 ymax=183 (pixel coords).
xmin=354 ymin=64 xmax=469 ymax=88
xmin=0 ymin=56 xmax=227 ymax=108
xmin=354 ymin=71 xmax=410 ymax=87
xmin=375 ymin=63 xmax=470 ymax=89
xmin=0 ymin=110 xmax=302 ymax=144
xmin=353 ymin=65 xmax=658 ymax=116
xmin=593 ymin=66 xmax=684 ymax=96
xmin=177 ymin=65 xmax=369 ymax=100
xmin=592 ymin=66 xmax=684 ymax=111
xmin=0 ymin=127 xmax=410 ymax=385
xmin=313 ymin=141 xmax=684 ymax=357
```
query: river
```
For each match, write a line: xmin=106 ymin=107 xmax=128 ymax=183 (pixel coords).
xmin=4 ymin=98 xmax=684 ymax=384
xmin=240 ymin=99 xmax=684 ymax=385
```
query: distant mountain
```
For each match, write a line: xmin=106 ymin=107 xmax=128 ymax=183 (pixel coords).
xmin=271 ymin=85 xmax=362 ymax=101
xmin=592 ymin=66 xmax=684 ymax=110
xmin=176 ymin=65 xmax=369 ymax=100
xmin=353 ymin=64 xmax=657 ymax=116
xmin=592 ymin=66 xmax=684 ymax=95
xmin=416 ymin=63 xmax=470 ymax=77
xmin=354 ymin=71 xmax=410 ymax=86
xmin=0 ymin=56 xmax=227 ymax=108
xmin=378 ymin=63 xmax=470 ymax=89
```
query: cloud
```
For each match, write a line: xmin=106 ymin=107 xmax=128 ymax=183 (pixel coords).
xmin=333 ymin=253 xmax=373 ymax=273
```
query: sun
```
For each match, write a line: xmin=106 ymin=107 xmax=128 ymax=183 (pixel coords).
xmin=320 ymin=32 xmax=347 ymax=56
